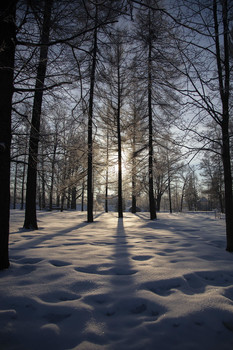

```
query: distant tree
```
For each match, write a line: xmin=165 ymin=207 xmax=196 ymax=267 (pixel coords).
xmin=106 ymin=30 xmax=130 ymax=218
xmin=200 ymin=151 xmax=224 ymax=212
xmin=134 ymin=3 xmax=159 ymax=219
xmin=185 ymin=172 xmax=199 ymax=211
xmin=133 ymin=0 xmax=180 ymax=219
xmin=179 ymin=167 xmax=189 ymax=212
xmin=128 ymin=95 xmax=146 ymax=213
xmin=125 ymin=57 xmax=148 ymax=213
xmin=83 ymin=0 xmax=127 ymax=221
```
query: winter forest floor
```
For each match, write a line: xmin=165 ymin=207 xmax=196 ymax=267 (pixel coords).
xmin=1 ymin=210 xmax=233 ymax=350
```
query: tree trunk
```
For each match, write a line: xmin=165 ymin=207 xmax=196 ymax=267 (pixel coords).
xmin=0 ymin=0 xmax=17 ymax=269
xmin=213 ymin=0 xmax=233 ymax=251
xmin=24 ymin=0 xmax=53 ymax=229
xmin=67 ymin=186 xmax=71 ymax=209
xmin=81 ymin=179 xmax=84 ymax=211
xmin=180 ymin=178 xmax=187 ymax=212
xmin=222 ymin=120 xmax=233 ymax=251
xmin=117 ymin=45 xmax=123 ymax=219
xmin=148 ymin=16 xmax=156 ymax=220
xmin=71 ymin=187 xmax=76 ymax=209
xmin=219 ymin=191 xmax=224 ymax=214
xmin=13 ymin=162 xmax=18 ymax=209
xmin=131 ymin=109 xmax=137 ymax=214
xmin=131 ymin=176 xmax=136 ymax=214
xmin=56 ymin=194 xmax=60 ymax=208
xmin=87 ymin=5 xmax=98 ymax=223
xmin=156 ymin=193 xmax=162 ymax=212
xmin=40 ymin=152 xmax=46 ymax=209
xmin=20 ymin=152 xmax=27 ymax=210
xmin=168 ymin=176 xmax=172 ymax=214
xmin=49 ymin=141 xmax=57 ymax=210
xmin=105 ymin=126 xmax=109 ymax=213
xmin=61 ymin=192 xmax=65 ymax=212
xmin=221 ymin=0 xmax=233 ymax=251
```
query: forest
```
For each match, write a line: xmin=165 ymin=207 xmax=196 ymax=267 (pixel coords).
xmin=0 ymin=0 xmax=233 ymax=270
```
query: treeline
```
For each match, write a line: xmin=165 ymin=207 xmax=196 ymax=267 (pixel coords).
xmin=0 ymin=0 xmax=233 ymax=269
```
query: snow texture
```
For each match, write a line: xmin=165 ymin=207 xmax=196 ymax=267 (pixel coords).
xmin=1 ymin=210 xmax=233 ymax=349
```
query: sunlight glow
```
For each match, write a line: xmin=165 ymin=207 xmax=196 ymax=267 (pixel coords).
xmin=112 ymin=149 xmax=130 ymax=177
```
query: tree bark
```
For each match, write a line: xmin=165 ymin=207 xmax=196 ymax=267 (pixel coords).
xmin=0 ymin=0 xmax=17 ymax=269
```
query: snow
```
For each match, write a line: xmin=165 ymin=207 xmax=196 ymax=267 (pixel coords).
xmin=1 ymin=210 xmax=233 ymax=350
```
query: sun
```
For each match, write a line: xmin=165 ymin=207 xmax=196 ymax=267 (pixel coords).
xmin=112 ymin=149 xmax=129 ymax=176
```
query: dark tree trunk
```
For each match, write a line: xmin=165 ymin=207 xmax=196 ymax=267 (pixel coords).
xmin=117 ymin=113 xmax=123 ymax=218
xmin=13 ymin=162 xmax=18 ymax=209
xmin=20 ymin=152 xmax=27 ymax=210
xmin=221 ymin=0 xmax=233 ymax=251
xmin=131 ymin=180 xmax=136 ymax=214
xmin=0 ymin=0 xmax=17 ymax=269
xmin=87 ymin=5 xmax=98 ymax=223
xmin=24 ymin=0 xmax=53 ymax=229
xmin=81 ymin=179 xmax=84 ymax=211
xmin=56 ymin=194 xmax=60 ymax=208
xmin=156 ymin=193 xmax=162 ymax=212
xmin=105 ymin=173 xmax=108 ymax=213
xmin=148 ymin=17 xmax=156 ymax=220
xmin=49 ymin=141 xmax=57 ymax=210
xmin=222 ymin=120 xmax=233 ymax=251
xmin=40 ymin=154 xmax=46 ymax=209
xmin=67 ymin=186 xmax=71 ymax=209
xmin=219 ymin=191 xmax=224 ymax=214
xmin=117 ymin=45 xmax=123 ymax=219
xmin=180 ymin=186 xmax=185 ymax=212
xmin=71 ymin=187 xmax=76 ymax=209
xmin=214 ymin=0 xmax=233 ymax=251
xmin=60 ymin=193 xmax=65 ymax=212
xmin=168 ymin=176 xmax=172 ymax=214
xmin=131 ymin=110 xmax=137 ymax=214
xmin=105 ymin=126 xmax=109 ymax=213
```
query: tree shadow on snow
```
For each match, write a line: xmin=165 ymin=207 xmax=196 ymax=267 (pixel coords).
xmin=10 ymin=214 xmax=104 ymax=251
xmin=110 ymin=218 xmax=137 ymax=279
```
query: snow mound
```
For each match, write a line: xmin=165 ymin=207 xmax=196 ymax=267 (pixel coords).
xmin=0 ymin=210 xmax=233 ymax=350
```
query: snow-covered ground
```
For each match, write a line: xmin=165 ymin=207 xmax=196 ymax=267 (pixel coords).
xmin=1 ymin=210 xmax=233 ymax=350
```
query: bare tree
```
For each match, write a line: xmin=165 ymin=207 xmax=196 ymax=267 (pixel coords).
xmin=86 ymin=2 xmax=98 ymax=222
xmin=23 ymin=0 xmax=53 ymax=229
xmin=172 ymin=0 xmax=233 ymax=250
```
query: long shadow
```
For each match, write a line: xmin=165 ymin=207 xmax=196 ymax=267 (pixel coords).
xmin=135 ymin=212 xmax=227 ymax=255
xmin=10 ymin=212 xmax=105 ymax=250
xmin=110 ymin=218 xmax=136 ymax=280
